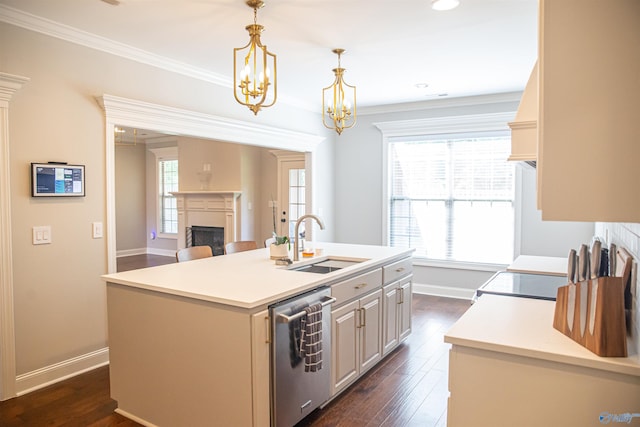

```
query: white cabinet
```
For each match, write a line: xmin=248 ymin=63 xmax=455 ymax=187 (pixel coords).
xmin=382 ymin=276 xmax=412 ymax=356
xmin=331 ymin=289 xmax=383 ymax=395
xmin=537 ymin=0 xmax=640 ymax=222
xmin=330 ymin=256 xmax=413 ymax=396
xmin=445 ymin=296 xmax=640 ymax=427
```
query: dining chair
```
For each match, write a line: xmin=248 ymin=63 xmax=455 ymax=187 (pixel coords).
xmin=176 ymin=245 xmax=213 ymax=262
xmin=224 ymin=240 xmax=258 ymax=254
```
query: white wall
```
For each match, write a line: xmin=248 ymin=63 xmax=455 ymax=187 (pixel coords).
xmin=115 ymin=143 xmax=147 ymax=252
xmin=518 ymin=165 xmax=594 ymax=256
xmin=595 ymin=223 xmax=640 ymax=358
xmin=1 ymin=21 xmax=333 ymax=393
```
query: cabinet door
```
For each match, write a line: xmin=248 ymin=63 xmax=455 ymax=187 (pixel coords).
xmin=398 ymin=278 xmax=412 ymax=343
xmin=382 ymin=282 xmax=399 ymax=356
xmin=331 ymin=299 xmax=360 ymax=395
xmin=360 ymin=290 xmax=382 ymax=373
xmin=251 ymin=310 xmax=271 ymax=427
xmin=538 ymin=0 xmax=640 ymax=221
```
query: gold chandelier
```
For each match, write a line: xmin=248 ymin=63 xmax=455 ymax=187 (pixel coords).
xmin=233 ymin=0 xmax=277 ymax=115
xmin=322 ymin=49 xmax=356 ymax=135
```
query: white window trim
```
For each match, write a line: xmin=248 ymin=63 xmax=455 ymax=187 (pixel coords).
xmin=374 ymin=111 xmax=522 ymax=265
xmin=149 ymin=146 xmax=178 ymax=239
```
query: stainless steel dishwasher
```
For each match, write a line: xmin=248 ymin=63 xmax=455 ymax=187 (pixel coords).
xmin=270 ymin=287 xmax=336 ymax=427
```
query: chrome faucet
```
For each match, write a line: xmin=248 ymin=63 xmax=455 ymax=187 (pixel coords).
xmin=293 ymin=214 xmax=325 ymax=261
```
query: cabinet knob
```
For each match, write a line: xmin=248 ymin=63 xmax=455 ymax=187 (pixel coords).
xmin=354 ymin=283 xmax=367 ymax=290
xmin=396 ymin=267 xmax=405 ymax=272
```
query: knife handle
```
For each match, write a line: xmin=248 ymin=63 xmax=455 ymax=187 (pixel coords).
xmin=578 ymin=244 xmax=588 ymax=281
xmin=590 ymin=240 xmax=601 ymax=279
xmin=609 ymin=243 xmax=617 ymax=276
xmin=567 ymin=249 xmax=576 ymax=283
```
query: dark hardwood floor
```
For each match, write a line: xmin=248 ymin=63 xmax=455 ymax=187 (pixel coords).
xmin=116 ymin=253 xmax=176 ymax=272
xmin=0 ymin=254 xmax=471 ymax=427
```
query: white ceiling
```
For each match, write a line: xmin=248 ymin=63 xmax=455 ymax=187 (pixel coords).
xmin=0 ymin=0 xmax=538 ymax=110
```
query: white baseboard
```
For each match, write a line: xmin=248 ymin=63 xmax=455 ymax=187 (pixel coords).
xmin=413 ymin=283 xmax=475 ymax=300
xmin=146 ymin=248 xmax=177 ymax=257
xmin=116 ymin=248 xmax=176 ymax=258
xmin=15 ymin=347 xmax=109 ymax=396
xmin=115 ymin=408 xmax=159 ymax=427
xmin=116 ymin=248 xmax=147 ymax=258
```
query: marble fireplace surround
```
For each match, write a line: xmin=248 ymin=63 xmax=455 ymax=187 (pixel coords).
xmin=171 ymin=191 xmax=241 ymax=250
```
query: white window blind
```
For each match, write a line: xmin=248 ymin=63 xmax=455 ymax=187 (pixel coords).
xmin=389 ymin=133 xmax=514 ymax=264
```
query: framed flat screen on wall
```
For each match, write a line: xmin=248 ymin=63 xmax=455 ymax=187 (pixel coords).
xmin=31 ymin=163 xmax=85 ymax=197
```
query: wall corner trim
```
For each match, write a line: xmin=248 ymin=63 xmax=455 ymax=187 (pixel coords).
xmin=0 ymin=71 xmax=30 ymax=401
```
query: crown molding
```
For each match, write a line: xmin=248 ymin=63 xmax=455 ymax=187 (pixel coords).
xmin=360 ymin=91 xmax=522 ymax=116
xmin=0 ymin=5 xmax=319 ymax=112
xmin=374 ymin=111 xmax=516 ymax=137
xmin=0 ymin=4 xmax=229 ymax=87
xmin=97 ymin=94 xmax=324 ymax=152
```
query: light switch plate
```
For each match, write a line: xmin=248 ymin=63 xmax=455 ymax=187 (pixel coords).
xmin=33 ymin=226 xmax=52 ymax=245
xmin=92 ymin=222 xmax=103 ymax=239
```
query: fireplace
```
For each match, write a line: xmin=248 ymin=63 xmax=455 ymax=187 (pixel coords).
xmin=171 ymin=191 xmax=241 ymax=251
xmin=188 ymin=226 xmax=224 ymax=256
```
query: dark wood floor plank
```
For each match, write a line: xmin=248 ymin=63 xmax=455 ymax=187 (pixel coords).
xmin=0 ymin=289 xmax=470 ymax=427
xmin=116 ymin=254 xmax=176 ymax=272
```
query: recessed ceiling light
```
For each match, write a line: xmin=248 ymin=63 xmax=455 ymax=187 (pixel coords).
xmin=415 ymin=83 xmax=429 ymax=89
xmin=431 ymin=0 xmax=460 ymax=11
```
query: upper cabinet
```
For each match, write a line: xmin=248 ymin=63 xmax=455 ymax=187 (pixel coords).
xmin=537 ymin=0 xmax=640 ymax=222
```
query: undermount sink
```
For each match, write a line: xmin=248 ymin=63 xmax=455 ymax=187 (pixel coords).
xmin=287 ymin=257 xmax=368 ymax=274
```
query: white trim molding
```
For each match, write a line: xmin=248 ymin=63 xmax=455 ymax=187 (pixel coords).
xmin=0 ymin=71 xmax=30 ymax=401
xmin=0 ymin=4 xmax=228 ymax=88
xmin=412 ymin=283 xmax=475 ymax=300
xmin=97 ymin=94 xmax=325 ymax=273
xmin=373 ymin=111 xmax=516 ymax=137
xmin=15 ymin=348 xmax=109 ymax=396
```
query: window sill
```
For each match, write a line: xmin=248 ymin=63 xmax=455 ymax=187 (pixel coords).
xmin=412 ymin=257 xmax=507 ymax=272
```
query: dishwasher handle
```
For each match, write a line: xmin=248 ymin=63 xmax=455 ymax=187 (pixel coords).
xmin=277 ymin=296 xmax=336 ymax=323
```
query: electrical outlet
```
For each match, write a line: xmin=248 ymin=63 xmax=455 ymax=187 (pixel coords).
xmin=92 ymin=222 xmax=103 ymax=239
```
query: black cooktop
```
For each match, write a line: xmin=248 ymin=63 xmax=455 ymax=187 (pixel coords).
xmin=475 ymin=271 xmax=569 ymax=301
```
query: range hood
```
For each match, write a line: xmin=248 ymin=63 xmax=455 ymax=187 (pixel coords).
xmin=508 ymin=62 xmax=538 ymax=167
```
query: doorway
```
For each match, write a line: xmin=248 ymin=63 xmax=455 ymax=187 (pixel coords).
xmin=100 ymin=94 xmax=324 ymax=273
xmin=278 ymin=157 xmax=306 ymax=241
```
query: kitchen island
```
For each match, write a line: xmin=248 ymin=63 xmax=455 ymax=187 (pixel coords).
xmin=102 ymin=243 xmax=413 ymax=427
xmin=445 ymin=294 xmax=640 ymax=427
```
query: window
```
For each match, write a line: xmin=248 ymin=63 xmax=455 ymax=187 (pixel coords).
xmin=150 ymin=147 xmax=178 ymax=236
xmin=159 ymin=158 xmax=178 ymax=234
xmin=287 ymin=168 xmax=306 ymax=239
xmin=380 ymin=114 xmax=516 ymax=265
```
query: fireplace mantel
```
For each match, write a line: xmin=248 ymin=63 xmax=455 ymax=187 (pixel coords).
xmin=171 ymin=191 xmax=242 ymax=249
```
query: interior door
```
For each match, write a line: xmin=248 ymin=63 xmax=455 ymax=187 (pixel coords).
xmin=278 ymin=159 xmax=306 ymax=241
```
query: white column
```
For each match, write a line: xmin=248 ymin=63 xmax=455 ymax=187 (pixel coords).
xmin=0 ymin=72 xmax=30 ymax=401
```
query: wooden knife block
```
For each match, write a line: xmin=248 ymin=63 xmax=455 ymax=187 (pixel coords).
xmin=553 ymin=277 xmax=627 ymax=357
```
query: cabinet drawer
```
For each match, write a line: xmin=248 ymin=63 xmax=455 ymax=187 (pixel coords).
xmin=332 ymin=268 xmax=382 ymax=306
xmin=383 ymin=257 xmax=413 ymax=284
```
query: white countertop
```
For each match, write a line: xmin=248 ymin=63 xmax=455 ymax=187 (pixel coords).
xmin=507 ymin=255 xmax=567 ymax=276
xmin=102 ymin=243 xmax=413 ymax=310
xmin=445 ymin=294 xmax=640 ymax=377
